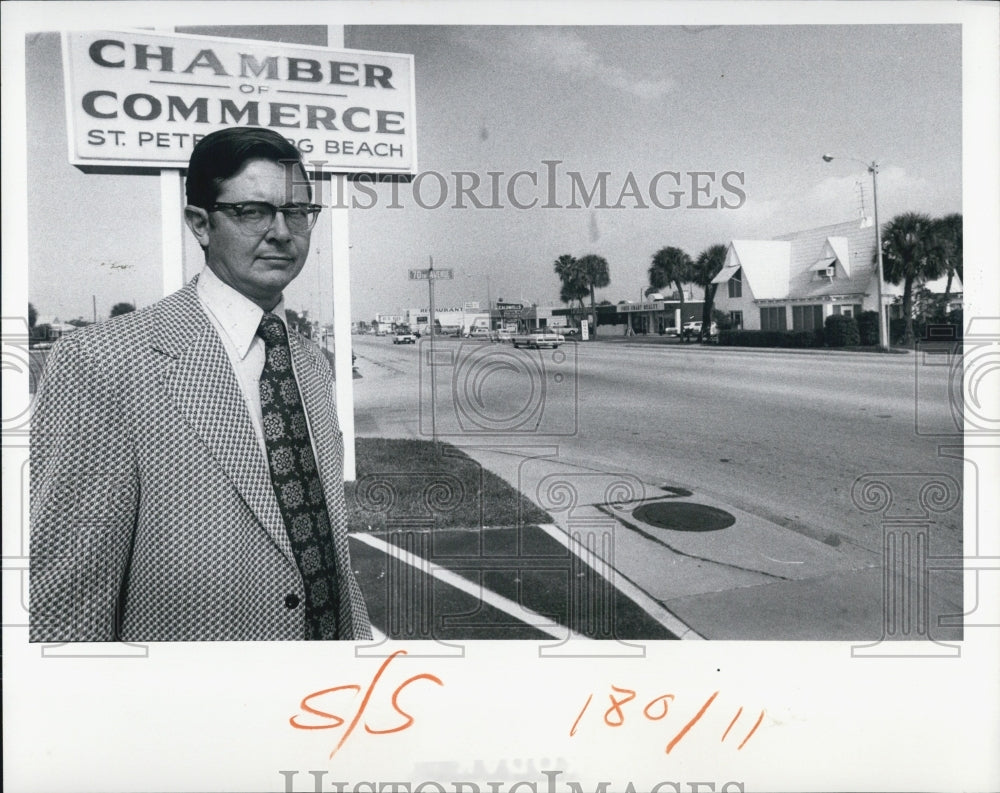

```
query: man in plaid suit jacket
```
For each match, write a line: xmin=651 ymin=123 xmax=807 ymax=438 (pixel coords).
xmin=30 ymin=127 xmax=372 ymax=642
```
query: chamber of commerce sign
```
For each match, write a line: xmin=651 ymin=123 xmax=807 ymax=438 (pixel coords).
xmin=61 ymin=30 xmax=417 ymax=173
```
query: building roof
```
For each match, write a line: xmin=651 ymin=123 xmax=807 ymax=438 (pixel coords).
xmin=714 ymin=219 xmax=878 ymax=301
xmin=716 ymin=218 xmax=964 ymax=304
xmin=773 ymin=218 xmax=878 ymax=300
xmin=711 ymin=240 xmax=791 ymax=299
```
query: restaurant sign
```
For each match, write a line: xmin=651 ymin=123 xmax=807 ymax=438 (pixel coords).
xmin=617 ymin=301 xmax=666 ymax=313
xmin=61 ymin=29 xmax=417 ymax=173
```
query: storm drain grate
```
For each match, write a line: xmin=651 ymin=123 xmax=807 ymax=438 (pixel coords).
xmin=632 ymin=502 xmax=735 ymax=532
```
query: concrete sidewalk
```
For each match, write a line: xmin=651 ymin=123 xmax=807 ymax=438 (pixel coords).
xmin=446 ymin=446 xmax=961 ymax=642
xmin=350 ymin=343 xmax=960 ymax=643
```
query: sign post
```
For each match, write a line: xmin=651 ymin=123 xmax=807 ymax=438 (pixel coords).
xmin=409 ymin=259 xmax=452 ymax=443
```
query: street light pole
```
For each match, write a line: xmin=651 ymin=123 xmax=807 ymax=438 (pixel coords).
xmin=822 ymin=154 xmax=889 ymax=349
xmin=428 ymin=256 xmax=437 ymax=443
xmin=869 ymin=161 xmax=889 ymax=349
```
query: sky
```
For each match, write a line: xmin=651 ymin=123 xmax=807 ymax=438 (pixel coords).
xmin=22 ymin=22 xmax=963 ymax=325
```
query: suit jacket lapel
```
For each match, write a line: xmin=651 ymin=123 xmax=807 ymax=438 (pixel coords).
xmin=151 ymin=281 xmax=295 ymax=566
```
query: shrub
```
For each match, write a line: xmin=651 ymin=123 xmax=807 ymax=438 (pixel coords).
xmin=948 ymin=309 xmax=964 ymax=339
xmin=889 ymin=317 xmax=928 ymax=345
xmin=857 ymin=311 xmax=880 ymax=346
xmin=713 ymin=309 xmax=734 ymax=330
xmin=920 ymin=310 xmax=963 ymax=341
xmin=717 ymin=329 xmax=825 ymax=348
xmin=825 ymin=314 xmax=860 ymax=347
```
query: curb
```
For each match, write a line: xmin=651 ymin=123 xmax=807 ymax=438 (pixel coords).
xmin=536 ymin=523 xmax=703 ymax=640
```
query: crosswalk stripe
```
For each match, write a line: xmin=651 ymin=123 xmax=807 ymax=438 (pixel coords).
xmin=536 ymin=523 xmax=704 ymax=640
xmin=351 ymin=532 xmax=590 ymax=640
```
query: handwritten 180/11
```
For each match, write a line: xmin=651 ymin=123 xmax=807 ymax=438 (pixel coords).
xmin=570 ymin=686 xmax=765 ymax=754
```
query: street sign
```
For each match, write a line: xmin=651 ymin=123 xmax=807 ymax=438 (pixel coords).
xmin=409 ymin=258 xmax=453 ymax=440
xmin=409 ymin=268 xmax=454 ymax=280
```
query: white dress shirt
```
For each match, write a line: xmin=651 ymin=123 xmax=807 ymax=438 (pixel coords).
xmin=197 ymin=266 xmax=310 ymax=462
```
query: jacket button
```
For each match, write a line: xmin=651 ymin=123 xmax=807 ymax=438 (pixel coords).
xmin=285 ymin=594 xmax=300 ymax=609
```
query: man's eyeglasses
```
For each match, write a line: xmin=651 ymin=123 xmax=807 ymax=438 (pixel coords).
xmin=209 ymin=201 xmax=323 ymax=234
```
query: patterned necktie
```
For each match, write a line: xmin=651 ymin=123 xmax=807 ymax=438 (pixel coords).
xmin=257 ymin=312 xmax=339 ymax=639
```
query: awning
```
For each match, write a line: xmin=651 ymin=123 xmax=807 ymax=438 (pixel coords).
xmin=809 ymin=257 xmax=837 ymax=272
xmin=711 ymin=264 xmax=740 ymax=285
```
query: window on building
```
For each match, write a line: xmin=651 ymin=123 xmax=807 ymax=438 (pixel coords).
xmin=792 ymin=305 xmax=824 ymax=331
xmin=729 ymin=311 xmax=743 ymax=329
xmin=760 ymin=306 xmax=787 ymax=331
xmin=832 ymin=304 xmax=863 ymax=318
xmin=728 ymin=269 xmax=742 ymax=298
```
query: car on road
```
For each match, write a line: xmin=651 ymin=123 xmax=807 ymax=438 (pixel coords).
xmin=492 ymin=329 xmax=514 ymax=343
xmin=469 ymin=326 xmax=491 ymax=338
xmin=392 ymin=332 xmax=417 ymax=344
xmin=556 ymin=326 xmax=578 ymax=336
xmin=682 ymin=321 xmax=718 ymax=339
xmin=512 ymin=331 xmax=565 ymax=349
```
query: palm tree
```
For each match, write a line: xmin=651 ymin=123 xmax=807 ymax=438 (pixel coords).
xmin=931 ymin=213 xmax=962 ymax=309
xmin=647 ymin=246 xmax=693 ymax=340
xmin=576 ymin=254 xmax=611 ymax=339
xmin=109 ymin=302 xmax=135 ymax=317
xmin=691 ymin=244 xmax=728 ymax=342
xmin=553 ymin=254 xmax=588 ymax=325
xmin=879 ymin=212 xmax=945 ymax=345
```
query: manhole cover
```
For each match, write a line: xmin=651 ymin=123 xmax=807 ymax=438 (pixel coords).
xmin=632 ymin=502 xmax=735 ymax=532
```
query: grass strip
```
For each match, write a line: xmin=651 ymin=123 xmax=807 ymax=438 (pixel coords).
xmin=345 ymin=437 xmax=551 ymax=532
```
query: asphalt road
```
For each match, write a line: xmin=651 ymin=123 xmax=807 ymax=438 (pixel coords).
xmin=351 ymin=334 xmax=965 ymax=637
xmin=28 ymin=335 xmax=965 ymax=638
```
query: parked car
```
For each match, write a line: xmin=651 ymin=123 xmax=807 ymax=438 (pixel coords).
xmin=557 ymin=327 xmax=579 ymax=336
xmin=682 ymin=321 xmax=718 ymax=338
xmin=492 ymin=329 xmax=514 ymax=343
xmin=469 ymin=326 xmax=491 ymax=337
xmin=392 ymin=332 xmax=417 ymax=344
xmin=512 ymin=331 xmax=564 ymax=349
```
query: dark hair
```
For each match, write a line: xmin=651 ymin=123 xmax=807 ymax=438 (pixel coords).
xmin=185 ymin=126 xmax=308 ymax=208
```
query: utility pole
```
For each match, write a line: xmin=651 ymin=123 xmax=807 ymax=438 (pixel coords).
xmin=823 ymin=154 xmax=888 ymax=348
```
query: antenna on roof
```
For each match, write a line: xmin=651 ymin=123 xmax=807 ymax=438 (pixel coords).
xmin=856 ymin=180 xmax=873 ymax=227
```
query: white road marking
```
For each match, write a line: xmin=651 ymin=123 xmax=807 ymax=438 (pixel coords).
xmin=536 ymin=523 xmax=704 ymax=640
xmin=351 ymin=532 xmax=590 ymax=640
xmin=761 ymin=554 xmax=805 ymax=565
